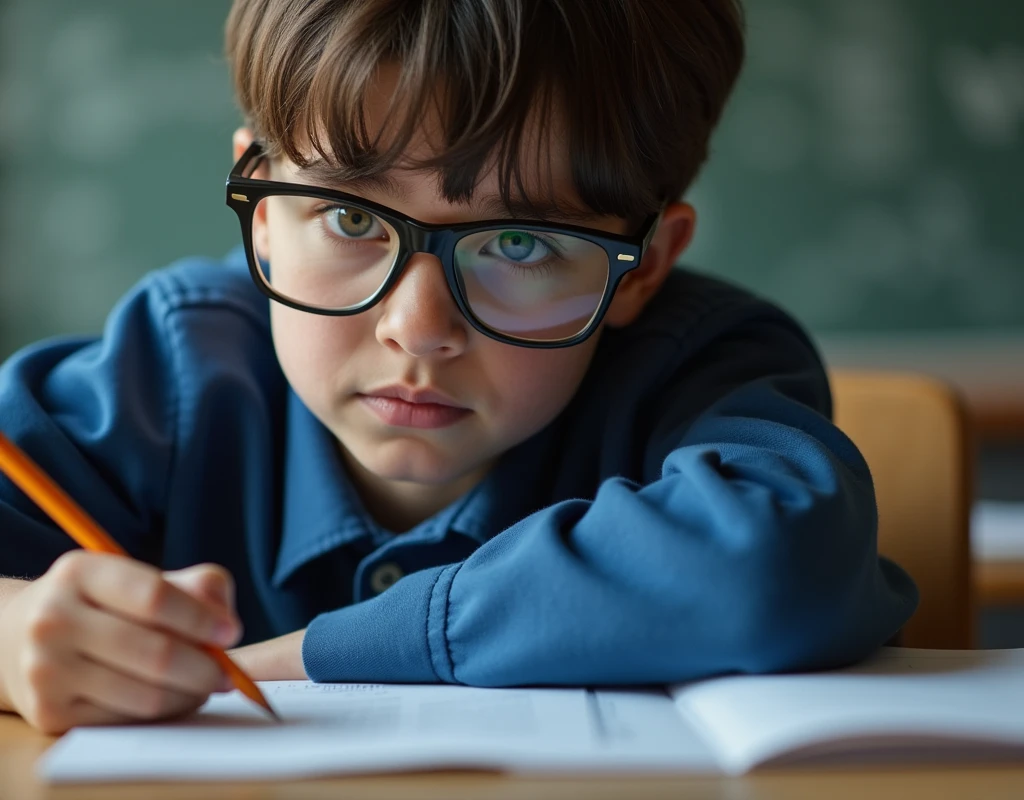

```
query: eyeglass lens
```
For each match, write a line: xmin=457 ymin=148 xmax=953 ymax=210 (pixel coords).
xmin=251 ymin=194 xmax=610 ymax=342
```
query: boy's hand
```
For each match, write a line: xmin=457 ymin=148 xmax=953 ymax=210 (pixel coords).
xmin=0 ymin=552 xmax=241 ymax=735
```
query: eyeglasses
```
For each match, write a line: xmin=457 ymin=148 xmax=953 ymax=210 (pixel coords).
xmin=225 ymin=142 xmax=659 ymax=348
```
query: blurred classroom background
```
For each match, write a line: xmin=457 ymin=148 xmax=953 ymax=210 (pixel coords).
xmin=1 ymin=1 xmax=1022 ymax=640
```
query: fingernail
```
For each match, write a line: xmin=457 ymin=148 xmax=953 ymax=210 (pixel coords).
xmin=219 ymin=674 xmax=235 ymax=692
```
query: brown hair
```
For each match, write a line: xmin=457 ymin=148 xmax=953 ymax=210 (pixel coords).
xmin=226 ymin=0 xmax=744 ymax=221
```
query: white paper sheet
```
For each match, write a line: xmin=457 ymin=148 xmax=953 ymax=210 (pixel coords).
xmin=39 ymin=682 xmax=716 ymax=783
xmin=45 ymin=649 xmax=1024 ymax=782
xmin=671 ymin=647 xmax=1024 ymax=775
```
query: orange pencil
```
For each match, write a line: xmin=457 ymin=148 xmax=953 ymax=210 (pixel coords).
xmin=0 ymin=431 xmax=279 ymax=721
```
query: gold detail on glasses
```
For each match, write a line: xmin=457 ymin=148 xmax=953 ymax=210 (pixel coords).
xmin=617 ymin=254 xmax=635 ymax=262
xmin=231 ymin=193 xmax=250 ymax=202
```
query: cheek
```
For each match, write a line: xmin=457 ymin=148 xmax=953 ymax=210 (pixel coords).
xmin=483 ymin=338 xmax=600 ymax=428
xmin=269 ymin=304 xmax=362 ymax=400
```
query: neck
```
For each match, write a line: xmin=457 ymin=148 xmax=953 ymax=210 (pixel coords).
xmin=338 ymin=448 xmax=493 ymax=533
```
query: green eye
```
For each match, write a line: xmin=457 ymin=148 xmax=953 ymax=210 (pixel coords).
xmin=328 ymin=208 xmax=374 ymax=237
xmin=498 ymin=231 xmax=538 ymax=261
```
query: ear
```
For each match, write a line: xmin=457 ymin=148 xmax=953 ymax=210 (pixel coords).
xmin=233 ymin=126 xmax=254 ymax=163
xmin=602 ymin=202 xmax=696 ymax=328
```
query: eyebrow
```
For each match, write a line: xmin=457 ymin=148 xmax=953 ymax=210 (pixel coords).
xmin=293 ymin=161 xmax=605 ymax=225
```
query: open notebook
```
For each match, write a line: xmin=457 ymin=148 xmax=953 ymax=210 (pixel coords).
xmin=39 ymin=647 xmax=1024 ymax=782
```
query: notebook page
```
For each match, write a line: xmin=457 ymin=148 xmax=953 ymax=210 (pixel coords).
xmin=670 ymin=647 xmax=1024 ymax=775
xmin=39 ymin=681 xmax=714 ymax=782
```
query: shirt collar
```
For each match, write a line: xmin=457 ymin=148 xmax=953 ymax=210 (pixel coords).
xmin=272 ymin=391 xmax=373 ymax=588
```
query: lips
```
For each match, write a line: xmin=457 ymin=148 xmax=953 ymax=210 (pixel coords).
xmin=364 ymin=385 xmax=464 ymax=406
xmin=357 ymin=385 xmax=471 ymax=429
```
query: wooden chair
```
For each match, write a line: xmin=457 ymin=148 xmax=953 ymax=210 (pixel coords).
xmin=830 ymin=369 xmax=974 ymax=649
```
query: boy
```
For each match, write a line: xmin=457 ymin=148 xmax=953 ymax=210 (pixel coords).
xmin=0 ymin=0 xmax=916 ymax=734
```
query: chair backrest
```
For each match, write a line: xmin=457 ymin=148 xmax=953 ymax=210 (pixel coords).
xmin=830 ymin=369 xmax=974 ymax=649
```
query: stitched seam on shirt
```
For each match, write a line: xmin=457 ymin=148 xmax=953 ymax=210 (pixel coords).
xmin=150 ymin=267 xmax=271 ymax=333
xmin=149 ymin=276 xmax=272 ymax=510
xmin=150 ymin=287 xmax=183 ymax=519
xmin=159 ymin=294 xmax=270 ymax=334
xmin=442 ymin=562 xmax=465 ymax=683
xmin=424 ymin=566 xmax=449 ymax=682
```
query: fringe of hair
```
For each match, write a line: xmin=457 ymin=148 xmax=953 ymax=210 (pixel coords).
xmin=226 ymin=0 xmax=745 ymax=221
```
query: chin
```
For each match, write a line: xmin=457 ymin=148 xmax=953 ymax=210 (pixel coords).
xmin=353 ymin=440 xmax=481 ymax=486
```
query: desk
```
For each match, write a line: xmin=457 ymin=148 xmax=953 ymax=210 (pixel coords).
xmin=3 ymin=714 xmax=1024 ymax=800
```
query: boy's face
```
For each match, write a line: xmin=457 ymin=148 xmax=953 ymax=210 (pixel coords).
xmin=239 ymin=82 xmax=693 ymax=521
xmin=254 ymin=146 xmax=606 ymax=500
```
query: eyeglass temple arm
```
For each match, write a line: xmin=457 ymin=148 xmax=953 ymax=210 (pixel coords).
xmin=230 ymin=142 xmax=266 ymax=179
xmin=640 ymin=210 xmax=662 ymax=254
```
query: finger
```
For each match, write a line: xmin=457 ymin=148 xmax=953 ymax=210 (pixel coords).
xmin=164 ymin=564 xmax=235 ymax=613
xmin=30 ymin=697 xmax=136 ymax=735
xmin=61 ymin=553 xmax=237 ymax=646
xmin=13 ymin=652 xmax=135 ymax=735
xmin=71 ymin=654 xmax=207 ymax=722
xmin=61 ymin=699 xmax=137 ymax=729
xmin=72 ymin=602 xmax=225 ymax=697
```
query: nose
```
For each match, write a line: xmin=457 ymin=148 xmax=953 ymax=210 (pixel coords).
xmin=374 ymin=253 xmax=469 ymax=358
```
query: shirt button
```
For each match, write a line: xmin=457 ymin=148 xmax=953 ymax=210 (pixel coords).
xmin=369 ymin=562 xmax=404 ymax=595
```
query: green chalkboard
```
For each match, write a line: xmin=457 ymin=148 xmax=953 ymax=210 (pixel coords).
xmin=1 ymin=0 xmax=1022 ymax=359
xmin=686 ymin=0 xmax=1024 ymax=332
xmin=0 ymin=1 xmax=239 ymax=356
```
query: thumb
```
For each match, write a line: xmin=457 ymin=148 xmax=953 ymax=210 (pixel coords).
xmin=163 ymin=563 xmax=235 ymax=611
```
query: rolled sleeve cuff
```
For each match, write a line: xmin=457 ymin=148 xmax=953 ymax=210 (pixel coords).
xmin=301 ymin=563 xmax=460 ymax=683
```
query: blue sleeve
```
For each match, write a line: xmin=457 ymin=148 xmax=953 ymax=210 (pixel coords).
xmin=302 ymin=319 xmax=919 ymax=685
xmin=0 ymin=278 xmax=179 ymax=575
xmin=0 ymin=257 xmax=274 ymax=579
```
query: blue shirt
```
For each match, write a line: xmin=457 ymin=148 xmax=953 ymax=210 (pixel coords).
xmin=0 ymin=248 xmax=917 ymax=685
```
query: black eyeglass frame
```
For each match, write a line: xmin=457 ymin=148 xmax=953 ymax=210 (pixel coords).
xmin=225 ymin=142 xmax=660 ymax=348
